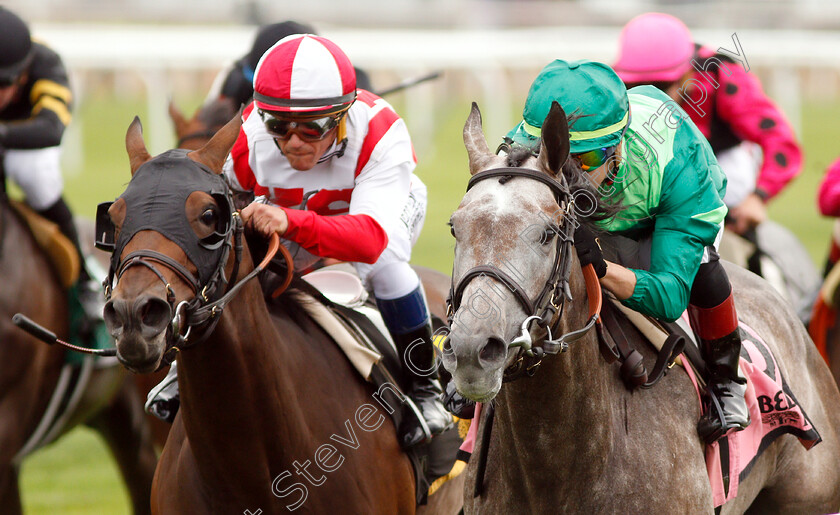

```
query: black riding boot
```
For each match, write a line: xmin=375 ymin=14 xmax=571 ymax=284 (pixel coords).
xmin=38 ymin=198 xmax=104 ymax=325
xmin=394 ymin=324 xmax=453 ymax=448
xmin=689 ymin=294 xmax=750 ymax=444
xmin=442 ymin=380 xmax=476 ymax=419
xmin=145 ymin=362 xmax=180 ymax=423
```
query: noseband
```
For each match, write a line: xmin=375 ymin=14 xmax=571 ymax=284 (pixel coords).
xmin=447 ymin=167 xmax=601 ymax=381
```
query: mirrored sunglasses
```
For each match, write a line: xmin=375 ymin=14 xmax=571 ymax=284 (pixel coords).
xmin=573 ymin=146 xmax=617 ymax=171
xmin=259 ymin=110 xmax=341 ymax=141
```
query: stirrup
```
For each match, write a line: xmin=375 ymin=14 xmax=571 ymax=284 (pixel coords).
xmin=399 ymin=395 xmax=453 ymax=449
xmin=697 ymin=387 xmax=749 ymax=444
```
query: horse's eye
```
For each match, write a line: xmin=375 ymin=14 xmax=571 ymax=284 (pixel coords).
xmin=200 ymin=208 xmax=219 ymax=227
xmin=540 ymin=226 xmax=556 ymax=246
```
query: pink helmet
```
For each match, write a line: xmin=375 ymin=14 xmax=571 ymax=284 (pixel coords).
xmin=613 ymin=13 xmax=695 ymax=84
xmin=253 ymin=34 xmax=356 ymax=116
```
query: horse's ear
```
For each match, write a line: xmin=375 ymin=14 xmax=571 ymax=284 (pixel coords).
xmin=188 ymin=109 xmax=243 ymax=174
xmin=463 ymin=102 xmax=496 ymax=175
xmin=168 ymin=100 xmax=187 ymax=133
xmin=125 ymin=116 xmax=152 ymax=176
xmin=538 ymin=101 xmax=570 ymax=175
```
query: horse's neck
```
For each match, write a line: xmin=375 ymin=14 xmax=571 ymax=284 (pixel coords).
xmin=494 ymin=271 xmax=618 ymax=484
xmin=175 ymin=273 xmax=313 ymax=478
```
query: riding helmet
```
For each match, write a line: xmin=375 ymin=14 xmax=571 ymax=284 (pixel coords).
xmin=506 ymin=59 xmax=629 ymax=154
xmin=613 ymin=12 xmax=695 ymax=84
xmin=252 ymin=34 xmax=356 ymax=117
xmin=0 ymin=7 xmax=32 ymax=84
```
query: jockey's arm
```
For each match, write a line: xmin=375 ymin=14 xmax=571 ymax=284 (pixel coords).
xmin=1 ymin=107 xmax=67 ymax=149
xmin=605 ymin=137 xmax=726 ymax=322
xmin=715 ymin=64 xmax=802 ymax=202
xmin=818 ymin=157 xmax=840 ymax=218
xmin=236 ymin=153 xmax=413 ymax=266
xmin=1 ymin=49 xmax=71 ymax=149
xmin=599 ymin=260 xmax=637 ymax=300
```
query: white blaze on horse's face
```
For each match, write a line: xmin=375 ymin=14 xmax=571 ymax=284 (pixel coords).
xmin=445 ymin=164 xmax=562 ymax=402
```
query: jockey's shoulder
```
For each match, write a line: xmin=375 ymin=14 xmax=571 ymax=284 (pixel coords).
xmin=26 ymin=41 xmax=69 ymax=85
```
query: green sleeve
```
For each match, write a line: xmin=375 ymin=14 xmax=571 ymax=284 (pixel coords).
xmin=620 ymin=125 xmax=727 ymax=321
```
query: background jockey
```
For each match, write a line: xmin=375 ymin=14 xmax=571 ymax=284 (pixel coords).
xmin=226 ymin=34 xmax=449 ymax=448
xmin=504 ymin=59 xmax=749 ymax=444
xmin=0 ymin=7 xmax=102 ymax=328
xmin=205 ymin=21 xmax=373 ymax=108
xmin=613 ymin=12 xmax=802 ymax=236
xmin=817 ymin=157 xmax=840 ymax=274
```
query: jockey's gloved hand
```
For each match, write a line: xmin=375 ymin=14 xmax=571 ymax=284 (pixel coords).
xmin=574 ymin=223 xmax=607 ymax=278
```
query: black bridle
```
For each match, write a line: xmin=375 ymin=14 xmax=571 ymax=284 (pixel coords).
xmin=447 ymin=167 xmax=600 ymax=381
xmin=92 ymin=153 xmax=287 ymax=367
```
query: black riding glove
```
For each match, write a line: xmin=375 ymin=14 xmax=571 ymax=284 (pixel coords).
xmin=574 ymin=224 xmax=607 ymax=278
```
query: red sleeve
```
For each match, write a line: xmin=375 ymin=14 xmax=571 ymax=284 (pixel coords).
xmin=282 ymin=209 xmax=388 ymax=264
xmin=714 ymin=65 xmax=802 ymax=200
xmin=818 ymin=157 xmax=840 ymax=217
xmin=230 ymin=104 xmax=256 ymax=191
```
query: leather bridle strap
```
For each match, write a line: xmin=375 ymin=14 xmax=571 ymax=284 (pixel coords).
xmin=117 ymin=249 xmax=201 ymax=295
xmin=468 ymin=167 xmax=568 ymax=202
xmin=451 ymin=265 xmax=535 ymax=316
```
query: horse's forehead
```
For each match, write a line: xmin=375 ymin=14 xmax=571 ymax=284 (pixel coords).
xmin=458 ymin=178 xmax=557 ymax=219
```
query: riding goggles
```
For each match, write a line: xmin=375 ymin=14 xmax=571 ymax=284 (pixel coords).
xmin=572 ymin=146 xmax=618 ymax=171
xmin=259 ymin=110 xmax=342 ymax=141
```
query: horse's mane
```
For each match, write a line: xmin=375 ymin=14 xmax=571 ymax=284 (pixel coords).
xmin=504 ymin=130 xmax=625 ymax=233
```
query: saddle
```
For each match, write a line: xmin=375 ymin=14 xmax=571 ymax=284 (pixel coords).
xmin=8 ymin=199 xmax=79 ymax=288
xmin=260 ymin=263 xmax=464 ymax=505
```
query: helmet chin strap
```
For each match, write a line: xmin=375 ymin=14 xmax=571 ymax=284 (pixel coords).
xmin=317 ymin=138 xmax=347 ymax=163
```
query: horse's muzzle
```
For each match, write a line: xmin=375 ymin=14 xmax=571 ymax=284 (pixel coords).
xmin=104 ymin=295 xmax=172 ymax=371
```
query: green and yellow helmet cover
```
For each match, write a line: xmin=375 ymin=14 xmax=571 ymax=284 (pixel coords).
xmin=507 ymin=59 xmax=630 ymax=154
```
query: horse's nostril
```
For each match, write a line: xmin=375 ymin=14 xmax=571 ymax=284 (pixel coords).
xmin=103 ymin=299 xmax=125 ymax=335
xmin=479 ymin=336 xmax=507 ymax=363
xmin=135 ymin=296 xmax=172 ymax=335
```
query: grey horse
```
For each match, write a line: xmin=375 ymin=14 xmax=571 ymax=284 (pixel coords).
xmin=442 ymin=101 xmax=840 ymax=513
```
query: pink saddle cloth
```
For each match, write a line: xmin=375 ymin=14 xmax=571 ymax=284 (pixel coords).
xmin=458 ymin=322 xmax=821 ymax=508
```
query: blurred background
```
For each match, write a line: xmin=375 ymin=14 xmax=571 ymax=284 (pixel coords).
xmin=7 ymin=0 xmax=840 ymax=512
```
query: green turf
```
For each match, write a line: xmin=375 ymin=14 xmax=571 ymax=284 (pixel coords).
xmin=18 ymin=92 xmax=840 ymax=512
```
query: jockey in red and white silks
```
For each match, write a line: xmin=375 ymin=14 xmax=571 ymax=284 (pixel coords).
xmin=225 ymin=91 xmax=427 ymax=295
xmin=223 ymin=34 xmax=451 ymax=448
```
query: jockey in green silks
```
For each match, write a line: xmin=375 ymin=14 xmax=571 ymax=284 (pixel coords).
xmin=505 ymin=59 xmax=749 ymax=443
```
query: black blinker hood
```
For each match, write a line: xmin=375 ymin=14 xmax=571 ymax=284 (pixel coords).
xmin=110 ymin=149 xmax=234 ymax=285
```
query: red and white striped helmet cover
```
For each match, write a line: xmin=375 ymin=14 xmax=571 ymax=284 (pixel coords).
xmin=253 ymin=34 xmax=357 ymax=116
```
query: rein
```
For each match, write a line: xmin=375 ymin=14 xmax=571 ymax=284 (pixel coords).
xmin=447 ymin=167 xmax=602 ymax=381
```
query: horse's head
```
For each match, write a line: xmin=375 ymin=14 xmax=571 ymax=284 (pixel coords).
xmin=170 ymin=97 xmax=238 ymax=150
xmin=442 ymin=101 xmax=584 ymax=401
xmin=101 ymin=112 xmax=242 ymax=373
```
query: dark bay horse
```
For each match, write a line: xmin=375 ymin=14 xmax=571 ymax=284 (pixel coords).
xmin=102 ymin=113 xmax=462 ymax=513
xmin=443 ymin=102 xmax=840 ymax=513
xmin=0 ymin=197 xmax=157 ymax=512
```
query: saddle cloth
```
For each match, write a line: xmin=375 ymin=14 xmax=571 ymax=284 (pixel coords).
xmin=456 ymin=318 xmax=821 ymax=509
